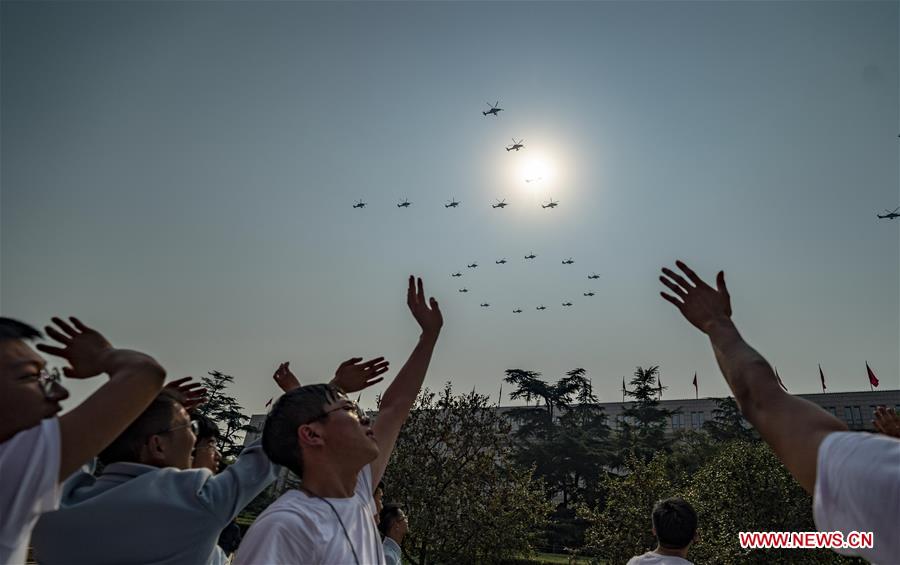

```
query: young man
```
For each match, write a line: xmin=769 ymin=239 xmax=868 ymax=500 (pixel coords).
xmin=0 ymin=317 xmax=166 ymax=564
xmin=660 ymin=260 xmax=900 ymax=563
xmin=379 ymin=504 xmax=409 ymax=565
xmin=192 ymin=413 xmax=223 ymax=473
xmin=627 ymin=498 xmax=698 ymax=565
xmin=235 ymin=276 xmax=442 ymax=565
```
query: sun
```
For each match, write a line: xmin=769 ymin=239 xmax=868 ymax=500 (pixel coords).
xmin=518 ymin=153 xmax=556 ymax=195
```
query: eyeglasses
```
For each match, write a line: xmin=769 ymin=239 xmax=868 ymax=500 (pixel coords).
xmin=36 ymin=368 xmax=62 ymax=399
xmin=306 ymin=401 xmax=369 ymax=425
xmin=156 ymin=420 xmax=199 ymax=436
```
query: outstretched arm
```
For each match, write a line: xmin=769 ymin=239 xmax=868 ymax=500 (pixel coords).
xmin=660 ymin=261 xmax=846 ymax=493
xmin=37 ymin=317 xmax=166 ymax=481
xmin=371 ymin=276 xmax=443 ymax=486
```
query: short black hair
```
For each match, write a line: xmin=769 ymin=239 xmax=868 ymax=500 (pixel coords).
xmin=261 ymin=383 xmax=344 ymax=478
xmin=193 ymin=414 xmax=220 ymax=442
xmin=652 ymin=497 xmax=698 ymax=550
xmin=0 ymin=318 xmax=41 ymax=341
xmin=378 ymin=503 xmax=404 ymax=537
xmin=98 ymin=389 xmax=184 ymax=465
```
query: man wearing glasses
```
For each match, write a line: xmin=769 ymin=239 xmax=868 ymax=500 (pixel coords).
xmin=0 ymin=317 xmax=166 ymax=564
xmin=235 ymin=276 xmax=443 ymax=565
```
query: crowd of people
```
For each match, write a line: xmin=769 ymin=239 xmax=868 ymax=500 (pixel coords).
xmin=1 ymin=266 xmax=898 ymax=564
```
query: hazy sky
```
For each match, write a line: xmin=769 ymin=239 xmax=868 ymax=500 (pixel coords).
xmin=2 ymin=1 xmax=898 ymax=415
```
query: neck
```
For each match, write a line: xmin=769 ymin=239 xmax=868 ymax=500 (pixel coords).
xmin=388 ymin=532 xmax=405 ymax=545
xmin=300 ymin=459 xmax=361 ymax=498
xmin=655 ymin=545 xmax=689 ymax=559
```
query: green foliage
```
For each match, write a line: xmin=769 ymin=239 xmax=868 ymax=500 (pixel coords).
xmin=194 ymin=370 xmax=255 ymax=459
xmin=384 ymin=384 xmax=552 ymax=565
xmin=618 ymin=366 xmax=675 ymax=462
xmin=702 ymin=397 xmax=759 ymax=443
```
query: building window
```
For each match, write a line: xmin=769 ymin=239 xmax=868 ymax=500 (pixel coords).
xmin=671 ymin=414 xmax=684 ymax=430
xmin=852 ymin=406 xmax=862 ymax=427
xmin=691 ymin=411 xmax=704 ymax=429
xmin=844 ymin=406 xmax=853 ymax=425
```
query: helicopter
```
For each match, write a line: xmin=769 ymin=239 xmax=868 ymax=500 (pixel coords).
xmin=483 ymin=101 xmax=503 ymax=117
xmin=562 ymin=302 xmax=573 ymax=307
xmin=588 ymin=273 xmax=601 ymax=280
xmin=496 ymin=258 xmax=507 ymax=265
xmin=352 ymin=200 xmax=366 ymax=209
xmin=583 ymin=292 xmax=595 ymax=297
xmin=451 ymin=272 xmax=462 ymax=277
xmin=459 ymin=288 xmax=469 ymax=293
xmin=541 ymin=198 xmax=558 ymax=209
xmin=513 ymin=308 xmax=523 ymax=313
xmin=562 ymin=258 xmax=574 ymax=265
xmin=397 ymin=198 xmax=411 ymax=208
xmin=877 ymin=207 xmax=899 ymax=219
xmin=536 ymin=305 xmax=547 ymax=311
xmin=480 ymin=303 xmax=490 ymax=308
xmin=467 ymin=263 xmax=478 ymax=269
xmin=492 ymin=199 xmax=509 ymax=209
xmin=524 ymin=252 xmax=537 ymax=260
xmin=525 ymin=177 xmax=543 ymax=184
xmin=506 ymin=138 xmax=525 ymax=152
xmin=445 ymin=198 xmax=460 ymax=208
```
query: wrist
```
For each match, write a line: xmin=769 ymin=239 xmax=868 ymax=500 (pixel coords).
xmin=702 ymin=317 xmax=736 ymax=337
xmin=101 ymin=349 xmax=165 ymax=379
xmin=419 ymin=330 xmax=440 ymax=345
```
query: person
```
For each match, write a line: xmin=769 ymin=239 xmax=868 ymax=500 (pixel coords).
xmin=379 ymin=504 xmax=409 ymax=565
xmin=626 ymin=498 xmax=697 ymax=565
xmin=235 ymin=276 xmax=442 ymax=565
xmin=373 ymin=482 xmax=385 ymax=521
xmin=191 ymin=413 xmax=223 ymax=473
xmin=0 ymin=316 xmax=166 ymax=564
xmin=659 ymin=260 xmax=900 ymax=563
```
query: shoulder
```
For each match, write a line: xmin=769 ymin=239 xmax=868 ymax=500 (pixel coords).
xmin=0 ymin=417 xmax=60 ymax=460
xmin=237 ymin=493 xmax=325 ymax=564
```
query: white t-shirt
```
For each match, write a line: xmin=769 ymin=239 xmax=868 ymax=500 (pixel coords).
xmin=0 ymin=418 xmax=61 ymax=564
xmin=235 ymin=465 xmax=385 ymax=565
xmin=813 ymin=431 xmax=900 ymax=564
xmin=626 ymin=551 xmax=693 ymax=565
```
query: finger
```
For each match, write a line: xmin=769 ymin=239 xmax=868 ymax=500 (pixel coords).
xmin=179 ymin=383 xmax=204 ymax=393
xmin=660 ymin=292 xmax=684 ymax=309
xmin=417 ymin=277 xmax=425 ymax=305
xmin=676 ymin=260 xmax=707 ymax=288
xmin=52 ymin=317 xmax=79 ymax=338
xmin=35 ymin=343 xmax=67 ymax=357
xmin=165 ymin=377 xmax=193 ymax=389
xmin=430 ymin=297 xmax=441 ymax=316
xmin=407 ymin=275 xmax=415 ymax=300
xmin=62 ymin=366 xmax=76 ymax=378
xmin=361 ymin=356 xmax=385 ymax=368
xmin=363 ymin=376 xmax=385 ymax=387
xmin=371 ymin=365 xmax=390 ymax=377
xmin=716 ymin=271 xmax=729 ymax=296
xmin=660 ymin=268 xmax=692 ymax=293
xmin=659 ymin=277 xmax=687 ymax=297
xmin=69 ymin=317 xmax=90 ymax=332
xmin=45 ymin=326 xmax=72 ymax=345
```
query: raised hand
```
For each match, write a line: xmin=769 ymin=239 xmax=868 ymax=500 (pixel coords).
xmin=164 ymin=377 xmax=208 ymax=413
xmin=333 ymin=357 xmax=390 ymax=393
xmin=36 ymin=317 xmax=114 ymax=379
xmin=273 ymin=362 xmax=301 ymax=393
xmin=873 ymin=406 xmax=900 ymax=438
xmin=407 ymin=276 xmax=443 ymax=338
xmin=659 ymin=261 xmax=733 ymax=334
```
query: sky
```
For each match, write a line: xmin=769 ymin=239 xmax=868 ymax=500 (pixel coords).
xmin=2 ymin=1 xmax=898 ymax=416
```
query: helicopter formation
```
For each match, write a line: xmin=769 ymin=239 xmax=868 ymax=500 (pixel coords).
xmin=351 ymin=196 xmax=559 ymax=210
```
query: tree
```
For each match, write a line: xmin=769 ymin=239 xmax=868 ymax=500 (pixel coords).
xmin=383 ymin=384 xmax=551 ymax=565
xmin=194 ymin=370 xmax=255 ymax=459
xmin=618 ymin=366 xmax=675 ymax=462
xmin=702 ymin=396 xmax=758 ymax=443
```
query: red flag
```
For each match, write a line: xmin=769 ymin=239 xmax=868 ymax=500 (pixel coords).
xmin=265 ymin=397 xmax=273 ymax=408
xmin=692 ymin=372 xmax=698 ymax=399
xmin=819 ymin=364 xmax=826 ymax=392
xmin=774 ymin=367 xmax=787 ymax=391
xmin=866 ymin=362 xmax=880 ymax=388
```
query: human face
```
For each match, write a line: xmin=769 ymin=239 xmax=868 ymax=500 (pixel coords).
xmin=0 ymin=340 xmax=69 ymax=440
xmin=309 ymin=397 xmax=379 ymax=464
xmin=146 ymin=406 xmax=197 ymax=470
xmin=192 ymin=436 xmax=222 ymax=473
xmin=391 ymin=510 xmax=409 ymax=538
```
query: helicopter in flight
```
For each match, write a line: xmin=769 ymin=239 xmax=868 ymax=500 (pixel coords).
xmin=513 ymin=308 xmax=523 ymax=314
xmin=524 ymin=252 xmax=537 ymax=260
xmin=352 ymin=200 xmax=366 ymax=209
xmin=562 ymin=258 xmax=574 ymax=265
xmin=483 ymin=101 xmax=503 ymax=117
xmin=451 ymin=272 xmax=462 ymax=277
xmin=562 ymin=302 xmax=573 ymax=307
xmin=458 ymin=288 xmax=469 ymax=293
xmin=506 ymin=138 xmax=525 ymax=152
xmin=496 ymin=258 xmax=507 ymax=265
xmin=583 ymin=292 xmax=595 ymax=297
xmin=397 ymin=198 xmax=411 ymax=208
xmin=877 ymin=207 xmax=899 ymax=219
xmin=525 ymin=177 xmax=543 ymax=184
xmin=536 ymin=305 xmax=547 ymax=311
xmin=445 ymin=198 xmax=460 ymax=208
xmin=588 ymin=273 xmax=601 ymax=280
xmin=480 ymin=303 xmax=490 ymax=308
xmin=541 ymin=198 xmax=558 ymax=209
xmin=467 ymin=262 xmax=478 ymax=269
xmin=492 ymin=199 xmax=509 ymax=209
